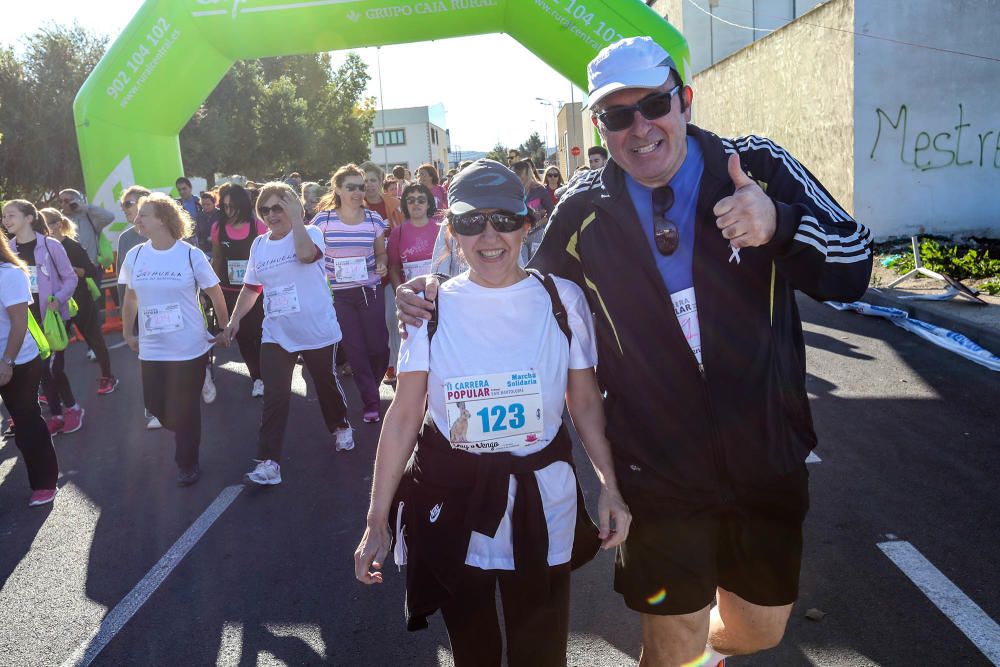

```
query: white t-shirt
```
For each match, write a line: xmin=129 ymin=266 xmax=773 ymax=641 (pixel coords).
xmin=0 ymin=264 xmax=40 ymax=365
xmin=398 ymin=272 xmax=598 ymax=570
xmin=243 ymin=225 xmax=343 ymax=352
xmin=118 ymin=241 xmax=219 ymax=362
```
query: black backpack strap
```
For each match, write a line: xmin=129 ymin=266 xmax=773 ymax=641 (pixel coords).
xmin=425 ymin=272 xmax=453 ymax=344
xmin=526 ymin=268 xmax=572 ymax=346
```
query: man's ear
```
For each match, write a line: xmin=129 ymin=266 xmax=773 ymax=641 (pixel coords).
xmin=681 ymin=86 xmax=694 ymax=121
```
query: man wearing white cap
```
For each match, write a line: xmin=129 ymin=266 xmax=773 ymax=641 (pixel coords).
xmin=398 ymin=35 xmax=872 ymax=666
xmin=534 ymin=36 xmax=871 ymax=665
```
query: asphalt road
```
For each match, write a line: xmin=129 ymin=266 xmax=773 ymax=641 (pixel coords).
xmin=0 ymin=295 xmax=997 ymax=666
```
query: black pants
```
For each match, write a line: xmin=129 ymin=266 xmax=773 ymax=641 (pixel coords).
xmin=140 ymin=353 xmax=208 ymax=470
xmin=71 ymin=294 xmax=112 ymax=378
xmin=224 ymin=289 xmax=263 ymax=381
xmin=3 ymin=356 xmax=57 ymax=490
xmin=440 ymin=564 xmax=571 ymax=667
xmin=39 ymin=347 xmax=76 ymax=417
xmin=257 ymin=343 xmax=349 ymax=462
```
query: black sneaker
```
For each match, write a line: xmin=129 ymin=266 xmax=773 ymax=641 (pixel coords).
xmin=177 ymin=465 xmax=201 ymax=487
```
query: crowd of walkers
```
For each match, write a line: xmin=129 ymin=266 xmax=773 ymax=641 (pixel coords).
xmin=0 ymin=35 xmax=875 ymax=667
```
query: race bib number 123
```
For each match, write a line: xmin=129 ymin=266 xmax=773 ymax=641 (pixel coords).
xmin=443 ymin=370 xmax=544 ymax=452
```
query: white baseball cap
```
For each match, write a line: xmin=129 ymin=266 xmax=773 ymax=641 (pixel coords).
xmin=587 ymin=36 xmax=680 ymax=108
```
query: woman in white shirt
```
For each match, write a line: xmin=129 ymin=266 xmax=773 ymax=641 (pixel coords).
xmin=0 ymin=221 xmax=58 ymax=507
xmin=354 ymin=159 xmax=631 ymax=666
xmin=119 ymin=194 xmax=229 ymax=487
xmin=223 ymin=182 xmax=353 ymax=487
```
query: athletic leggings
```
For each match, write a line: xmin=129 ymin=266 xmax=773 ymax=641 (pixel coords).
xmin=332 ymin=285 xmax=388 ymax=412
xmin=2 ymin=356 xmax=57 ymax=490
xmin=140 ymin=353 xmax=208 ymax=470
xmin=39 ymin=347 xmax=76 ymax=417
xmin=224 ymin=289 xmax=263 ymax=381
xmin=440 ymin=564 xmax=571 ymax=667
xmin=257 ymin=342 xmax=349 ymax=462
xmin=71 ymin=293 xmax=112 ymax=378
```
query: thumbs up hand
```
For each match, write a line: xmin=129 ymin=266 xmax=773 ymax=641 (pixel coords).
xmin=713 ymin=153 xmax=777 ymax=249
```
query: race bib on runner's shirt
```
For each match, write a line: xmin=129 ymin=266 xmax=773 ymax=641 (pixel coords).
xmin=402 ymin=259 xmax=432 ymax=282
xmin=443 ymin=370 xmax=544 ymax=452
xmin=264 ymin=284 xmax=300 ymax=317
xmin=27 ymin=266 xmax=38 ymax=293
xmin=670 ymin=287 xmax=702 ymax=365
xmin=227 ymin=259 xmax=248 ymax=285
xmin=334 ymin=256 xmax=368 ymax=283
xmin=141 ymin=303 xmax=183 ymax=334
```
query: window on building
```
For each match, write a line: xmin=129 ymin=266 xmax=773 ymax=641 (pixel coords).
xmin=375 ymin=129 xmax=406 ymax=146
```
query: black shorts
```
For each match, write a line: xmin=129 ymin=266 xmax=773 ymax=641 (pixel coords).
xmin=614 ymin=466 xmax=809 ymax=615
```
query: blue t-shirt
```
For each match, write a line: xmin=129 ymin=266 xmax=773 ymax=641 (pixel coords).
xmin=625 ymin=135 xmax=704 ymax=295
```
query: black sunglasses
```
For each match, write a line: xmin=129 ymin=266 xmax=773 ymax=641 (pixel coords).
xmin=258 ymin=204 xmax=284 ymax=216
xmin=342 ymin=183 xmax=365 ymax=193
xmin=405 ymin=196 xmax=428 ymax=205
xmin=596 ymin=85 xmax=681 ymax=132
xmin=450 ymin=211 xmax=525 ymax=236
xmin=652 ymin=186 xmax=679 ymax=256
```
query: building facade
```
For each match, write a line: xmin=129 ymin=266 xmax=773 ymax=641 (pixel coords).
xmin=369 ymin=105 xmax=450 ymax=177
xmin=639 ymin=0 xmax=1000 ymax=239
xmin=556 ymin=102 xmax=586 ymax=178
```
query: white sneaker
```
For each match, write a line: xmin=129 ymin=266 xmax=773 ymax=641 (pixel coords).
xmin=251 ymin=379 xmax=264 ymax=397
xmin=146 ymin=415 xmax=162 ymax=430
xmin=202 ymin=369 xmax=217 ymax=404
xmin=334 ymin=427 xmax=355 ymax=452
xmin=245 ymin=459 xmax=281 ymax=485
xmin=86 ymin=349 xmax=96 ymax=362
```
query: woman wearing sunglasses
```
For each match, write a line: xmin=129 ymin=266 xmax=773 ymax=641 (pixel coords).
xmin=3 ymin=200 xmax=83 ymax=436
xmin=355 ymin=159 xmax=630 ymax=666
xmin=543 ymin=166 xmax=564 ymax=205
xmin=38 ymin=208 xmax=117 ymax=396
xmin=211 ymin=183 xmax=268 ymax=398
xmin=387 ymin=184 xmax=441 ymax=290
xmin=313 ymin=165 xmax=389 ymax=424
xmin=119 ymin=194 xmax=229 ymax=486
xmin=223 ymin=182 xmax=353 ymax=486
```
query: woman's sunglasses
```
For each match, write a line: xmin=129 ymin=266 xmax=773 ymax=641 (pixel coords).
xmin=341 ymin=183 xmax=365 ymax=193
xmin=450 ymin=211 xmax=525 ymax=236
xmin=121 ymin=200 xmax=137 ymax=209
xmin=652 ymin=186 xmax=679 ymax=256
xmin=405 ymin=196 xmax=428 ymax=205
xmin=258 ymin=204 xmax=284 ymax=216
xmin=595 ymin=85 xmax=681 ymax=132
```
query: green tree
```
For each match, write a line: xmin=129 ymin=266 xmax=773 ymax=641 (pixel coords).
xmin=517 ymin=132 xmax=546 ymax=169
xmin=0 ymin=23 xmax=108 ymax=201
xmin=485 ymin=142 xmax=509 ymax=163
xmin=179 ymin=52 xmax=375 ymax=184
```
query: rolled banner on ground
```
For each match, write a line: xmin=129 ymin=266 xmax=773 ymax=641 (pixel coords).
xmin=826 ymin=301 xmax=1000 ymax=372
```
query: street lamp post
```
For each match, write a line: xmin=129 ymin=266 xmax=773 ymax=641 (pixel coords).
xmin=535 ymin=97 xmax=564 ymax=165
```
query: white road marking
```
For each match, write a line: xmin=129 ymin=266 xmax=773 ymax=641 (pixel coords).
xmin=215 ymin=621 xmax=244 ymax=667
xmin=878 ymin=540 xmax=1000 ymax=664
xmin=60 ymin=485 xmax=244 ymax=667
xmin=107 ymin=341 xmax=128 ymax=350
xmin=806 ymin=452 xmax=822 ymax=464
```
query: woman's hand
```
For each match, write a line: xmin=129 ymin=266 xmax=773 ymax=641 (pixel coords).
xmin=286 ymin=191 xmax=305 ymax=226
xmin=375 ymin=260 xmax=388 ymax=278
xmin=596 ymin=484 xmax=631 ymax=550
xmin=124 ymin=332 xmax=139 ymax=353
xmin=46 ymin=299 xmax=60 ymax=312
xmin=222 ymin=320 xmax=240 ymax=347
xmin=0 ymin=362 xmax=12 ymax=387
xmin=355 ymin=521 xmax=392 ymax=585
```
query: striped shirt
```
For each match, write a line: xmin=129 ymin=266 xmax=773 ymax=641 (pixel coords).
xmin=313 ymin=209 xmax=387 ymax=289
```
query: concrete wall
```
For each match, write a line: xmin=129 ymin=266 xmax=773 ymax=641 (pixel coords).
xmin=854 ymin=0 xmax=1000 ymax=237
xmin=690 ymin=0 xmax=855 ymax=216
xmin=557 ymin=102 xmax=586 ymax=177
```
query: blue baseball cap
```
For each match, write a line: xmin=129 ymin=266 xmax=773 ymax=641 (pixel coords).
xmin=447 ymin=159 xmax=528 ymax=216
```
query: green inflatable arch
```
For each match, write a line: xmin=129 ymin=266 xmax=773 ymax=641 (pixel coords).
xmin=74 ymin=0 xmax=687 ymax=221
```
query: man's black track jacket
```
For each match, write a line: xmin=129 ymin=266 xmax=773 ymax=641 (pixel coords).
xmin=529 ymin=124 xmax=873 ymax=508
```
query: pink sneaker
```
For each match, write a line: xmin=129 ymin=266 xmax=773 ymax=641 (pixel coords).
xmin=29 ymin=488 xmax=57 ymax=507
xmin=47 ymin=415 xmax=64 ymax=435
xmin=61 ymin=406 xmax=85 ymax=434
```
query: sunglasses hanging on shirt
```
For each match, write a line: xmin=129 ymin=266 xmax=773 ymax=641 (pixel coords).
xmin=652 ymin=186 xmax=679 ymax=257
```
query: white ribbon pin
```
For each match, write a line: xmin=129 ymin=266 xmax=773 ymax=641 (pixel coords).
xmin=729 ymin=243 xmax=742 ymax=265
